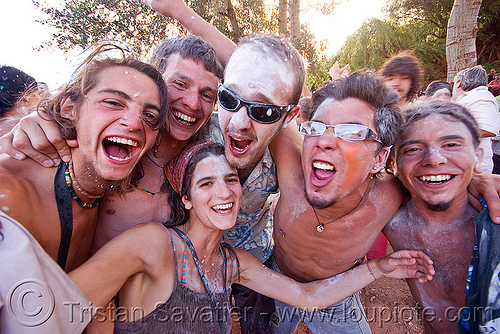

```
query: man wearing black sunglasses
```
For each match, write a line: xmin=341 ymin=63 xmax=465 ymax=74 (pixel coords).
xmin=195 ymin=33 xmax=304 ymax=333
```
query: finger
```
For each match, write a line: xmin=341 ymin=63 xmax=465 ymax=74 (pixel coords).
xmin=11 ymin=123 xmax=58 ymax=167
xmin=468 ymin=193 xmax=482 ymax=212
xmin=41 ymin=121 xmax=72 ymax=162
xmin=0 ymin=131 xmax=26 ymax=160
xmin=478 ymin=184 xmax=500 ymax=224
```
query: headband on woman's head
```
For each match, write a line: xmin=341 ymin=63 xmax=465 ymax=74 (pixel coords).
xmin=165 ymin=140 xmax=215 ymax=195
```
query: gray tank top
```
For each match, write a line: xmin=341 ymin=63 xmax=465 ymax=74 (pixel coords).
xmin=113 ymin=228 xmax=238 ymax=334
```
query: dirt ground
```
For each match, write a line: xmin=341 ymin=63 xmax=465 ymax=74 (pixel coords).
xmin=231 ymin=276 xmax=423 ymax=334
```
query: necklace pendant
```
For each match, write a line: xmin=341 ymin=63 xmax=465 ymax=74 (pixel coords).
xmin=317 ymin=224 xmax=324 ymax=232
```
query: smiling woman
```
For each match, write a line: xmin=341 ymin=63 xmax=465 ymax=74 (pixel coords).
xmin=66 ymin=140 xmax=434 ymax=333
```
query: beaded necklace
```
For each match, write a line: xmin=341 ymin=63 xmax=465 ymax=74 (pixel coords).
xmin=134 ymin=153 xmax=166 ymax=195
xmin=135 ymin=185 xmax=159 ymax=196
xmin=147 ymin=153 xmax=165 ymax=169
xmin=64 ymin=162 xmax=101 ymax=208
xmin=68 ymin=160 xmax=104 ymax=199
xmin=180 ymin=224 xmax=225 ymax=286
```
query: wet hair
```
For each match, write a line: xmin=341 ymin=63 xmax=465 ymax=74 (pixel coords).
xmin=401 ymin=101 xmax=480 ymax=148
xmin=41 ymin=42 xmax=168 ymax=139
xmin=310 ymin=70 xmax=403 ymax=149
xmin=425 ymin=80 xmax=452 ymax=97
xmin=454 ymin=65 xmax=488 ymax=91
xmin=380 ymin=51 xmax=423 ymax=102
xmin=165 ymin=143 xmax=226 ymax=227
xmin=235 ymin=34 xmax=305 ymax=105
xmin=0 ymin=66 xmax=37 ymax=117
xmin=150 ymin=34 xmax=224 ymax=79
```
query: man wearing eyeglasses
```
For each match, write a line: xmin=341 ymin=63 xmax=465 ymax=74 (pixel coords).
xmin=266 ymin=71 xmax=401 ymax=333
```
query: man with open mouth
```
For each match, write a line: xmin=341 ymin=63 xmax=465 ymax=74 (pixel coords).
xmin=0 ymin=42 xmax=168 ymax=332
xmin=383 ymin=101 xmax=484 ymax=333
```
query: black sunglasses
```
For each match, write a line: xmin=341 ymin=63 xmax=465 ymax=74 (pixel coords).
xmin=217 ymin=81 xmax=294 ymax=124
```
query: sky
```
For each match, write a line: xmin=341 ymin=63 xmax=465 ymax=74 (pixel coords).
xmin=0 ymin=0 xmax=385 ymax=91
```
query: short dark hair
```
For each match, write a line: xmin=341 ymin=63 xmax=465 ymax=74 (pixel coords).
xmin=0 ymin=66 xmax=37 ymax=117
xmin=401 ymin=101 xmax=480 ymax=148
xmin=41 ymin=42 xmax=169 ymax=139
xmin=298 ymin=96 xmax=313 ymax=121
xmin=310 ymin=70 xmax=402 ymax=149
xmin=454 ymin=65 xmax=488 ymax=91
xmin=236 ymin=34 xmax=305 ymax=105
xmin=425 ymin=80 xmax=452 ymax=97
xmin=166 ymin=143 xmax=226 ymax=227
xmin=380 ymin=51 xmax=423 ymax=102
xmin=150 ymin=34 xmax=224 ymax=79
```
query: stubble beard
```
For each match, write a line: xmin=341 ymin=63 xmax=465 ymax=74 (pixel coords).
xmin=304 ymin=183 xmax=336 ymax=210
xmin=76 ymin=159 xmax=131 ymax=195
xmin=424 ymin=200 xmax=452 ymax=212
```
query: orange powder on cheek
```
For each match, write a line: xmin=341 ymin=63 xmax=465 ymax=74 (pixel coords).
xmin=344 ymin=143 xmax=364 ymax=184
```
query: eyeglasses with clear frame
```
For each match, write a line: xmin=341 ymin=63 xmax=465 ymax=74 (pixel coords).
xmin=298 ymin=120 xmax=383 ymax=145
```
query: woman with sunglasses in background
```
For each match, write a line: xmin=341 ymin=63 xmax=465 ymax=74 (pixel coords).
xmin=69 ymin=141 xmax=434 ymax=333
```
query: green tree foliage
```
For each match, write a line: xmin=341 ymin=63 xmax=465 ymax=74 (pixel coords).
xmin=333 ymin=0 xmax=500 ymax=87
xmin=34 ymin=0 xmax=327 ymax=91
xmin=34 ymin=0 xmax=174 ymax=57
xmin=477 ymin=0 xmax=500 ymax=67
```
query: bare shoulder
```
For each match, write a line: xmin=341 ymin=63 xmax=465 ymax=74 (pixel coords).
xmin=124 ymin=223 xmax=174 ymax=253
xmin=371 ymin=172 xmax=405 ymax=206
xmin=0 ymin=156 xmax=48 ymax=222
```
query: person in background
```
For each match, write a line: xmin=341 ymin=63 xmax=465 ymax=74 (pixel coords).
xmin=488 ymin=68 xmax=497 ymax=83
xmin=453 ymin=65 xmax=499 ymax=173
xmin=0 ymin=65 xmax=39 ymax=137
xmin=488 ymin=72 xmax=500 ymax=97
xmin=424 ymin=80 xmax=452 ymax=102
xmin=379 ymin=51 xmax=423 ymax=106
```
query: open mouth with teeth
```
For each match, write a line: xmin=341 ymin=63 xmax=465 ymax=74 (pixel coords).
xmin=229 ymin=136 xmax=252 ymax=154
xmin=211 ymin=202 xmax=234 ymax=214
xmin=173 ymin=111 xmax=197 ymax=126
xmin=103 ymin=136 xmax=139 ymax=162
xmin=419 ymin=174 xmax=455 ymax=184
xmin=313 ymin=161 xmax=335 ymax=180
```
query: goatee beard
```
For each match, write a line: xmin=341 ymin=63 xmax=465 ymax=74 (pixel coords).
xmin=304 ymin=184 xmax=336 ymax=210
xmin=424 ymin=200 xmax=452 ymax=212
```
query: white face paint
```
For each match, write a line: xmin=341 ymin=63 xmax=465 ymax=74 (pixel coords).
xmin=218 ymin=45 xmax=297 ymax=171
xmin=1 ymin=206 xmax=9 ymax=212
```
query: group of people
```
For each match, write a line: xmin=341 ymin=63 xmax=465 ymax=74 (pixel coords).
xmin=1 ymin=0 xmax=500 ymax=333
